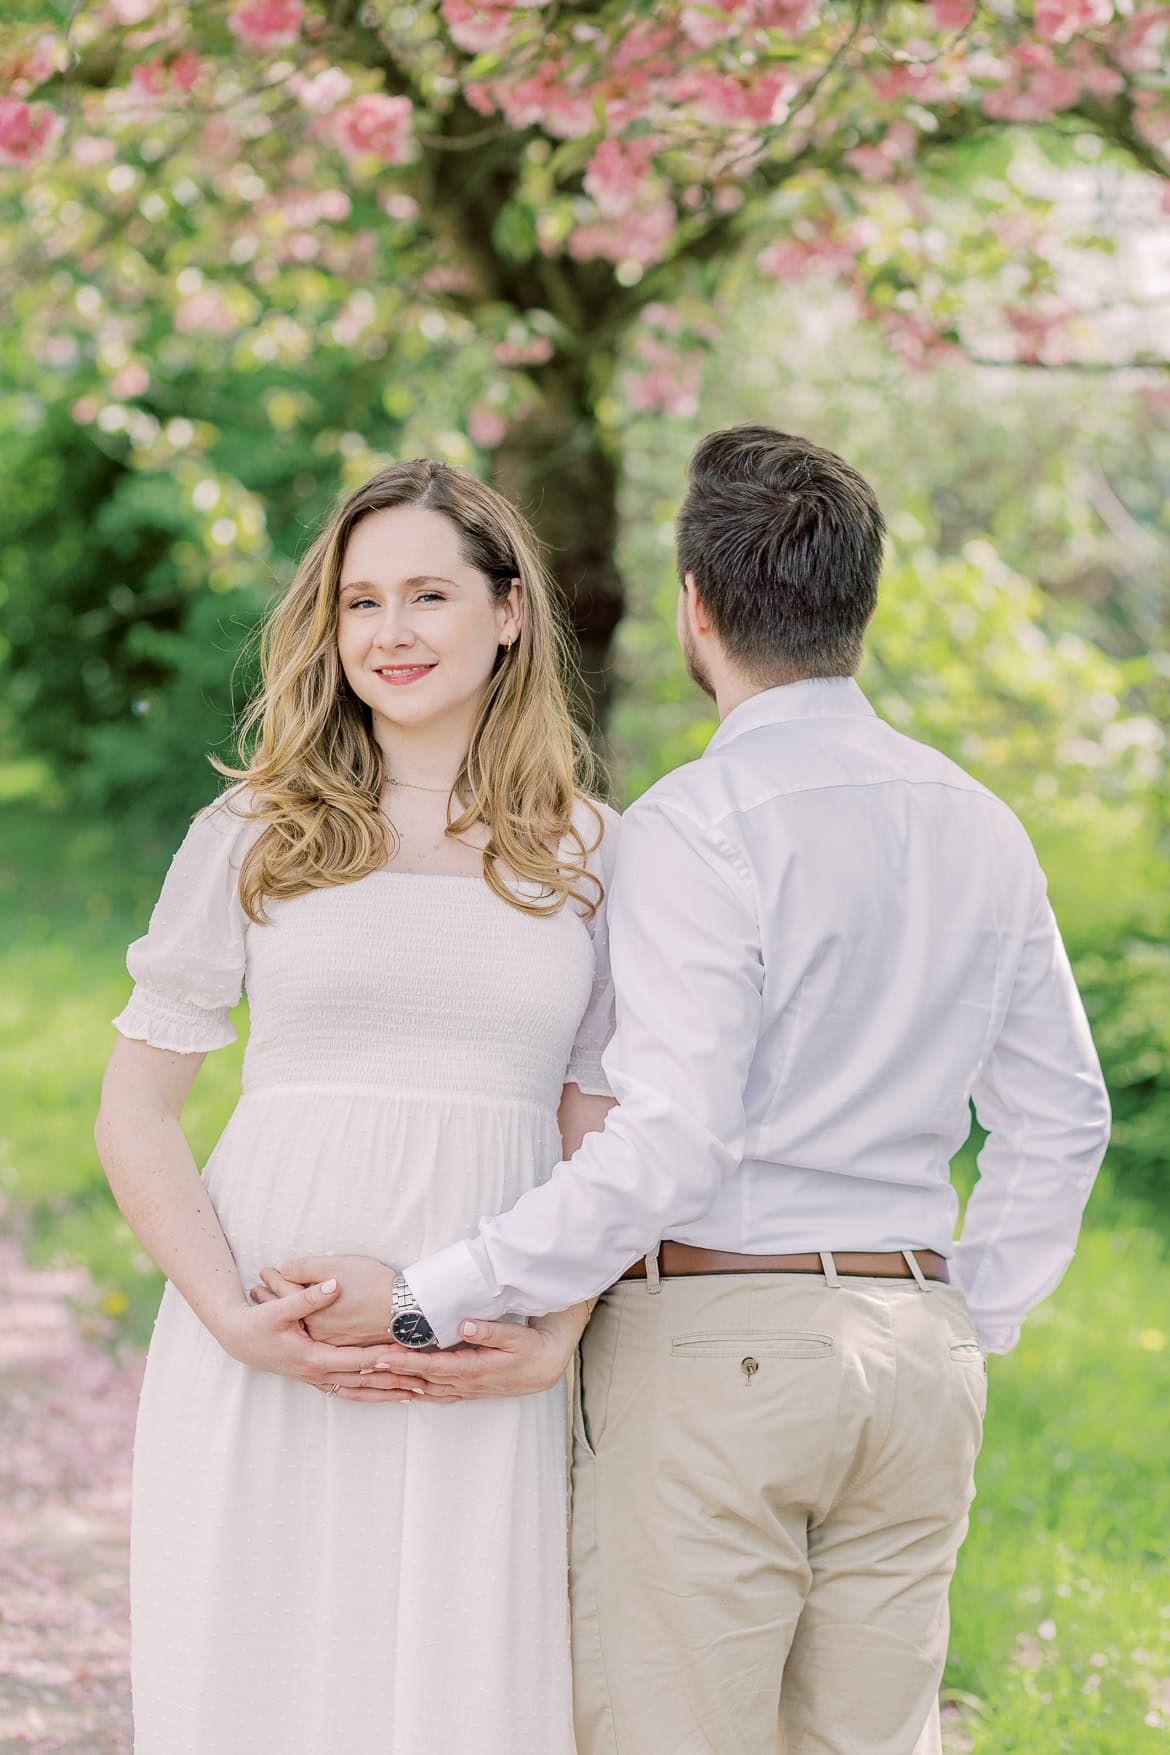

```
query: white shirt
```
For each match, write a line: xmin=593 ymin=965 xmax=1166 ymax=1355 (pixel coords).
xmin=407 ymin=677 xmax=1111 ymax=1354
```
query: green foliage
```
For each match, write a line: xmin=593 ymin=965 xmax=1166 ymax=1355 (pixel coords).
xmin=0 ymin=401 xmax=267 ymax=822
xmin=1076 ymin=934 xmax=1170 ymax=1214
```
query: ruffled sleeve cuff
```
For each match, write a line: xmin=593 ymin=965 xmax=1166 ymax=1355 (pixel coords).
xmin=564 ymin=1048 xmax=613 ymax=1100
xmin=112 ymin=982 xmax=238 ymax=1054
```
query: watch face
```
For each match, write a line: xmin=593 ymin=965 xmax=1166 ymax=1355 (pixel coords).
xmin=392 ymin=1309 xmax=436 ymax=1349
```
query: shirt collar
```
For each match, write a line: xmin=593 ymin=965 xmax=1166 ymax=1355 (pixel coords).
xmin=704 ymin=677 xmax=876 ymax=758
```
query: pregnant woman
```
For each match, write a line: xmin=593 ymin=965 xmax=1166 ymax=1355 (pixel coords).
xmin=94 ymin=459 xmax=618 ymax=1755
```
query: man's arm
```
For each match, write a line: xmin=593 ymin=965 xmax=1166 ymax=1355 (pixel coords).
xmin=404 ymin=793 xmax=764 ymax=1347
xmin=950 ymin=861 xmax=1111 ymax=1354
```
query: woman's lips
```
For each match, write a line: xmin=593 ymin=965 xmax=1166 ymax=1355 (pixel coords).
xmin=375 ymin=665 xmax=437 ymax=686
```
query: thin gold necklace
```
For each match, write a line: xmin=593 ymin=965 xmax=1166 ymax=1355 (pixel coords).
xmin=386 ymin=776 xmax=456 ymax=795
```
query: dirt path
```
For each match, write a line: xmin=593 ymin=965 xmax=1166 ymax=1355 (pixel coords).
xmin=0 ymin=1235 xmax=140 ymax=1754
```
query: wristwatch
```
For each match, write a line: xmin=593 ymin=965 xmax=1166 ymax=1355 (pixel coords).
xmin=389 ymin=1272 xmax=438 ymax=1350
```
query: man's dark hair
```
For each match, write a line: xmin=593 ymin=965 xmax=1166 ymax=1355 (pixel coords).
xmin=676 ymin=425 xmax=886 ymax=680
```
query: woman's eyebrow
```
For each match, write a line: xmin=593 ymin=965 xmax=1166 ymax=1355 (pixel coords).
xmin=338 ymin=575 xmax=462 ymax=593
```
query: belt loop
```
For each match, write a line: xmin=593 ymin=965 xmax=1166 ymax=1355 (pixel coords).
xmin=644 ymin=1243 xmax=662 ymax=1296
xmin=902 ymin=1248 xmax=932 ymax=1292
xmin=819 ymin=1249 xmax=841 ymax=1289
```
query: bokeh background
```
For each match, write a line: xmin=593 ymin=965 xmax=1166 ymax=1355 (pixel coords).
xmin=2 ymin=2 xmax=1170 ymax=1749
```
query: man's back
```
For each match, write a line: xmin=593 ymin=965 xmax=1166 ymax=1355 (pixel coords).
xmin=626 ymin=676 xmax=1109 ymax=1352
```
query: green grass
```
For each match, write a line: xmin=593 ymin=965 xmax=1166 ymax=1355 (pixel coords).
xmin=2 ymin=784 xmax=1168 ymax=1748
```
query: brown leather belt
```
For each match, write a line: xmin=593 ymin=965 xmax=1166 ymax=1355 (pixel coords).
xmin=620 ymin=1242 xmax=950 ymax=1283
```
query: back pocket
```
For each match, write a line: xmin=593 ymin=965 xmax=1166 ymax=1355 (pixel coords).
xmin=671 ymin=1330 xmax=834 ymax=1360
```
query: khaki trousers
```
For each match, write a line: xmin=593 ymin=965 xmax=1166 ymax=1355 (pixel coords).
xmin=570 ymin=1258 xmax=986 ymax=1755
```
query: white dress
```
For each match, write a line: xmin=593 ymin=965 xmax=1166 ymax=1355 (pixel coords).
xmin=111 ymin=789 xmax=618 ymax=1755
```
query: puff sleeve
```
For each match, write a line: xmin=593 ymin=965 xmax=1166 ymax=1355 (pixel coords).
xmin=564 ymin=797 xmax=621 ymax=1099
xmin=111 ymin=789 xmax=258 ymax=1054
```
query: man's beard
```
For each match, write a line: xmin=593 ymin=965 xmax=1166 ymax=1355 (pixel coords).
xmin=682 ymin=622 xmax=717 ymax=701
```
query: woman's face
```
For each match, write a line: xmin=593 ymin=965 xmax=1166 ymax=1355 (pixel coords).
xmin=336 ymin=504 xmax=521 ymax=739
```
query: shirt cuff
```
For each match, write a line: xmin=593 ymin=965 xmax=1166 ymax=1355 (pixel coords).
xmin=970 ymin=1320 xmax=1020 ymax=1356
xmin=403 ymin=1239 xmax=503 ymax=1349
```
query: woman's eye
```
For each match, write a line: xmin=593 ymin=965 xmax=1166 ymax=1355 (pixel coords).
xmin=415 ymin=592 xmax=445 ymax=604
xmin=347 ymin=597 xmax=377 ymax=610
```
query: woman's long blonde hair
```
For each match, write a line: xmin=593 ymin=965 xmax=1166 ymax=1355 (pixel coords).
xmin=210 ymin=459 xmax=603 ymax=923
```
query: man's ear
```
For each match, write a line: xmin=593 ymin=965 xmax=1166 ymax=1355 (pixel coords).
xmin=683 ymin=571 xmax=713 ymax=636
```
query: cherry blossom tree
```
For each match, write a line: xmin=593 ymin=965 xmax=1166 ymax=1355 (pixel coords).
xmin=3 ymin=0 xmax=1168 ymax=718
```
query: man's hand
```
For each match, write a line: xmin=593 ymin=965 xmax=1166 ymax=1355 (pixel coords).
xmin=219 ymin=1278 xmax=426 ymax=1395
xmin=334 ymin=1302 xmax=592 ymax=1405
xmin=251 ymin=1254 xmax=397 ymax=1345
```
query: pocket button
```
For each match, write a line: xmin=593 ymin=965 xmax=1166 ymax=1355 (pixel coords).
xmin=740 ymin=1356 xmax=760 ymax=1383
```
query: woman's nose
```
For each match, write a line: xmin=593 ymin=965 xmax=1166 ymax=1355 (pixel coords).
xmin=372 ymin=609 xmax=416 ymax=650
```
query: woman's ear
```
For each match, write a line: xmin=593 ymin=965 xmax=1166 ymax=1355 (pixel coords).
xmin=499 ymin=577 xmax=523 ymax=647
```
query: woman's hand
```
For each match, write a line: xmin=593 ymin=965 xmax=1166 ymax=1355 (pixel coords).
xmin=219 ymin=1277 xmax=440 ymax=1399
xmin=250 ymin=1254 xmax=398 ymax=1346
xmin=333 ymin=1302 xmax=592 ymax=1404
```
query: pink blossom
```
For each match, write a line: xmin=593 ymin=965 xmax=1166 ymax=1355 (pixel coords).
xmin=464 ymin=81 xmax=497 ymax=117
xmin=682 ymin=70 xmax=794 ymax=128
xmin=3 ymin=32 xmax=66 ymax=94
xmin=680 ymin=2 xmax=739 ymax=49
xmin=495 ymin=61 xmax=596 ymax=139
xmin=642 ymin=301 xmax=685 ymax=335
xmin=171 ymin=50 xmax=204 ymax=91
xmin=228 ymin=0 xmax=305 ymax=50
xmin=845 ymin=118 xmax=917 ymax=181
xmin=568 ymin=196 xmax=678 ymax=266
xmin=609 ymin=21 xmax=678 ymax=81
xmin=419 ymin=262 xmax=477 ymax=294
xmin=130 ymin=60 xmax=168 ymax=97
xmin=0 ymin=98 xmax=62 ymax=166
xmin=1003 ymin=301 xmax=1072 ymax=362
xmin=468 ymin=405 xmax=509 ymax=447
xmin=381 ymin=192 xmax=421 ymax=221
xmin=930 ymin=0 xmax=975 ymax=28
xmin=130 ymin=53 xmax=203 ymax=97
xmin=879 ymin=309 xmax=961 ymax=371
xmin=290 ymin=66 xmax=351 ymax=112
xmin=72 ymin=134 xmax=116 ymax=166
xmin=174 ymin=288 xmax=238 ymax=335
xmin=758 ymin=0 xmax=819 ymax=30
xmin=495 ymin=334 xmax=554 ymax=365
xmin=982 ymin=65 xmax=1081 ymax=121
xmin=584 ymin=138 xmax=657 ymax=218
xmin=111 ymin=362 xmax=150 ymax=398
xmin=757 ymin=227 xmax=860 ymax=280
xmin=1111 ymin=8 xmax=1168 ymax=75
xmin=442 ymin=0 xmax=514 ymax=53
xmin=1072 ymin=57 xmax=1125 ymax=97
xmin=679 ymin=0 xmax=816 ymax=47
xmin=1132 ymin=88 xmax=1170 ymax=146
xmin=622 ymin=345 xmax=702 ymax=417
xmin=334 ymin=93 xmax=414 ymax=165
xmin=868 ymin=62 xmax=949 ymax=104
xmin=1034 ymin=0 xmax=1112 ymax=42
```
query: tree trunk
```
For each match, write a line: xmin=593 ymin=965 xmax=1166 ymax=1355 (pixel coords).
xmin=491 ymin=372 xmax=624 ymax=739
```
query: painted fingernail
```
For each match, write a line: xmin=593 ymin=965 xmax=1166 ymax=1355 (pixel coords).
xmin=374 ymin=1361 xmax=393 ymax=1371
xmin=411 ymin=1387 xmax=425 ymax=1395
xmin=319 ymin=1278 xmax=337 ymax=1294
xmin=463 ymin=1321 xmax=477 ymax=1336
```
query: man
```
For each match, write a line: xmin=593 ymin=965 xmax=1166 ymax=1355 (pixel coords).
xmin=308 ymin=427 xmax=1111 ymax=1752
